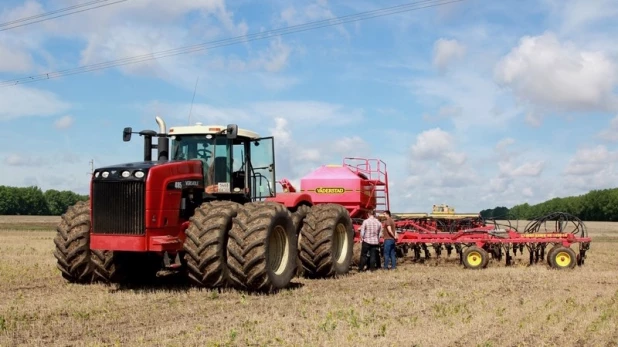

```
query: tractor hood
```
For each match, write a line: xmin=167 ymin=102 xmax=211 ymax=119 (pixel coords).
xmin=92 ymin=160 xmax=191 ymax=181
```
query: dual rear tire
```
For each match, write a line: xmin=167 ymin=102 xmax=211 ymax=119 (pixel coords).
xmin=185 ymin=202 xmax=355 ymax=292
xmin=298 ymin=204 xmax=354 ymax=278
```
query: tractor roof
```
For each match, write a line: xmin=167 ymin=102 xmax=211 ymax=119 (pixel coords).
xmin=168 ymin=123 xmax=260 ymax=139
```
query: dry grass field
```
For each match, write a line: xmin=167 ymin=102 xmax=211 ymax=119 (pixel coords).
xmin=1 ymin=216 xmax=617 ymax=347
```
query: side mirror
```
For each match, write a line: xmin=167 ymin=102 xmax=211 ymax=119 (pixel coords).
xmin=123 ymin=127 xmax=132 ymax=142
xmin=226 ymin=124 xmax=238 ymax=139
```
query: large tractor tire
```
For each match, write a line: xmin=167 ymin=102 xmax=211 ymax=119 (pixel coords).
xmin=53 ymin=200 xmax=94 ymax=283
xmin=292 ymin=205 xmax=312 ymax=276
xmin=183 ymin=200 xmax=242 ymax=288
xmin=91 ymin=249 xmax=126 ymax=284
xmin=299 ymin=203 xmax=355 ymax=278
xmin=92 ymin=250 xmax=162 ymax=285
xmin=226 ymin=202 xmax=297 ymax=292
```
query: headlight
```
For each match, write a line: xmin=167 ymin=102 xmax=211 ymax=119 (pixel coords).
xmin=94 ymin=172 xmax=100 ymax=178
xmin=134 ymin=171 xmax=145 ymax=178
xmin=121 ymin=170 xmax=130 ymax=178
xmin=102 ymin=171 xmax=109 ymax=178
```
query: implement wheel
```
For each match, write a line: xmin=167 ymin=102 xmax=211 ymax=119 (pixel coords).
xmin=546 ymin=244 xmax=560 ymax=265
xmin=462 ymin=246 xmax=489 ymax=269
xmin=548 ymin=246 xmax=577 ymax=270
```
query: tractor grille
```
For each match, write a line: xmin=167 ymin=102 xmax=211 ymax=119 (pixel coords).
xmin=92 ymin=181 xmax=145 ymax=235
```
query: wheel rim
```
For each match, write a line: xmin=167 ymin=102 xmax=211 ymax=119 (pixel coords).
xmin=555 ymin=251 xmax=572 ymax=267
xmin=269 ymin=225 xmax=289 ymax=275
xmin=333 ymin=222 xmax=349 ymax=264
xmin=467 ymin=251 xmax=482 ymax=267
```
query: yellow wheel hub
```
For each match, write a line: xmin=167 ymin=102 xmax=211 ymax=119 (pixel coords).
xmin=554 ymin=251 xmax=572 ymax=267
xmin=467 ymin=251 xmax=482 ymax=267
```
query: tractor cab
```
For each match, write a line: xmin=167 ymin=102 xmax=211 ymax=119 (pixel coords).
xmin=168 ymin=122 xmax=276 ymax=203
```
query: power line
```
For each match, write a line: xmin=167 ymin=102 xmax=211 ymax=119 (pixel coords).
xmin=0 ymin=0 xmax=464 ymax=87
xmin=0 ymin=0 xmax=129 ymax=32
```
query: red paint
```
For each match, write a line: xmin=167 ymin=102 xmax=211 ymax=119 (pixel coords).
xmin=391 ymin=227 xmax=591 ymax=248
xmin=90 ymin=161 xmax=202 ymax=252
xmin=273 ymin=157 xmax=389 ymax=219
xmin=265 ymin=192 xmax=312 ymax=208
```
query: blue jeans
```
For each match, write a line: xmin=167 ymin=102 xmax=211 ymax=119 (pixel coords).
xmin=383 ymin=239 xmax=396 ymax=269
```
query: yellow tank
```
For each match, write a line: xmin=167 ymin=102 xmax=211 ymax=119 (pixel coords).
xmin=429 ymin=204 xmax=479 ymax=219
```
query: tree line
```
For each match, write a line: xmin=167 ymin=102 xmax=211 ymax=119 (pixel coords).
xmin=0 ymin=186 xmax=89 ymax=216
xmin=480 ymin=187 xmax=618 ymax=221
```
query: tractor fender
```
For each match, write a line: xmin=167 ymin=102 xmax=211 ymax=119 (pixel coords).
xmin=266 ymin=193 xmax=313 ymax=209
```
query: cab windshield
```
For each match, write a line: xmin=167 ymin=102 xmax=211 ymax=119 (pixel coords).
xmin=171 ymin=134 xmax=245 ymax=187
xmin=170 ymin=133 xmax=275 ymax=199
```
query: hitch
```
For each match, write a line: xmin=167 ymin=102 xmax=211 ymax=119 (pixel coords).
xmin=156 ymin=251 xmax=183 ymax=277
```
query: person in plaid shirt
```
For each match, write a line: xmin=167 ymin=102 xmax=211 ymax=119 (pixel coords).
xmin=358 ymin=209 xmax=382 ymax=271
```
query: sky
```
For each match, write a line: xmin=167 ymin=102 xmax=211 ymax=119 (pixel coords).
xmin=1 ymin=0 xmax=618 ymax=213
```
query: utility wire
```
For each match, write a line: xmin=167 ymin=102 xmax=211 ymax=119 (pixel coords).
xmin=0 ymin=0 xmax=464 ymax=87
xmin=0 ymin=0 xmax=129 ymax=32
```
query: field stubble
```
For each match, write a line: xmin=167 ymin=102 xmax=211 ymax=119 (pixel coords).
xmin=0 ymin=217 xmax=617 ymax=347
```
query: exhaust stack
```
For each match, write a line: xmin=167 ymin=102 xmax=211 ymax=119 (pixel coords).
xmin=155 ymin=116 xmax=169 ymax=162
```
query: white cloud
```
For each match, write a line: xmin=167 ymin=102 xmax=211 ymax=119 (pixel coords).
xmin=409 ymin=128 xmax=466 ymax=167
xmin=522 ymin=187 xmax=534 ymax=197
xmin=545 ymin=0 xmax=618 ymax=35
xmin=432 ymin=38 xmax=466 ymax=72
xmin=409 ymin=70 xmax=519 ymax=132
xmin=495 ymin=137 xmax=515 ymax=151
xmin=422 ymin=105 xmax=462 ymax=122
xmin=250 ymin=101 xmax=364 ymax=126
xmin=278 ymin=0 xmax=349 ymax=39
xmin=0 ymin=40 xmax=34 ymax=73
xmin=152 ymin=99 xmax=364 ymax=131
xmin=564 ymin=145 xmax=617 ymax=176
xmin=4 ymin=153 xmax=42 ymax=167
xmin=331 ymin=136 xmax=371 ymax=158
xmin=399 ymin=128 xmax=484 ymax=211
xmin=560 ymin=144 xmax=618 ymax=193
xmin=597 ymin=115 xmax=618 ymax=142
xmin=54 ymin=115 xmax=74 ymax=130
xmin=0 ymin=0 xmax=300 ymax=92
xmin=498 ymin=160 xmax=545 ymax=177
xmin=495 ymin=31 xmax=618 ymax=114
xmin=0 ymin=85 xmax=71 ymax=121
xmin=3 ymin=151 xmax=84 ymax=168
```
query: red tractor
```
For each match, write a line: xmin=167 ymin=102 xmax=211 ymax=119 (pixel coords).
xmin=53 ymin=117 xmax=359 ymax=292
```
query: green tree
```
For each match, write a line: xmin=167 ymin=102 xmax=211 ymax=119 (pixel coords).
xmin=484 ymin=187 xmax=618 ymax=221
xmin=0 ymin=185 xmax=88 ymax=216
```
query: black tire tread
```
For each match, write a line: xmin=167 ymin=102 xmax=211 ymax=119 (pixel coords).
xmin=53 ymin=200 xmax=94 ymax=283
xmin=91 ymin=249 xmax=123 ymax=283
xmin=299 ymin=203 xmax=354 ymax=278
xmin=183 ymin=200 xmax=241 ymax=287
xmin=462 ymin=246 xmax=489 ymax=269
xmin=227 ymin=202 xmax=296 ymax=292
xmin=549 ymin=246 xmax=577 ymax=269
xmin=292 ymin=205 xmax=312 ymax=276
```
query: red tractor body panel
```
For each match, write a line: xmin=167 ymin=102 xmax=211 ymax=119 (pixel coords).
xmin=265 ymin=192 xmax=313 ymax=208
xmin=89 ymin=160 xmax=203 ymax=252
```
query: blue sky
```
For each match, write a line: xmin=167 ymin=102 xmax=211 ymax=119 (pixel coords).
xmin=1 ymin=0 xmax=618 ymax=213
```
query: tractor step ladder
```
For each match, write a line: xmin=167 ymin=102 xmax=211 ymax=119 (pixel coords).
xmin=343 ymin=157 xmax=390 ymax=214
